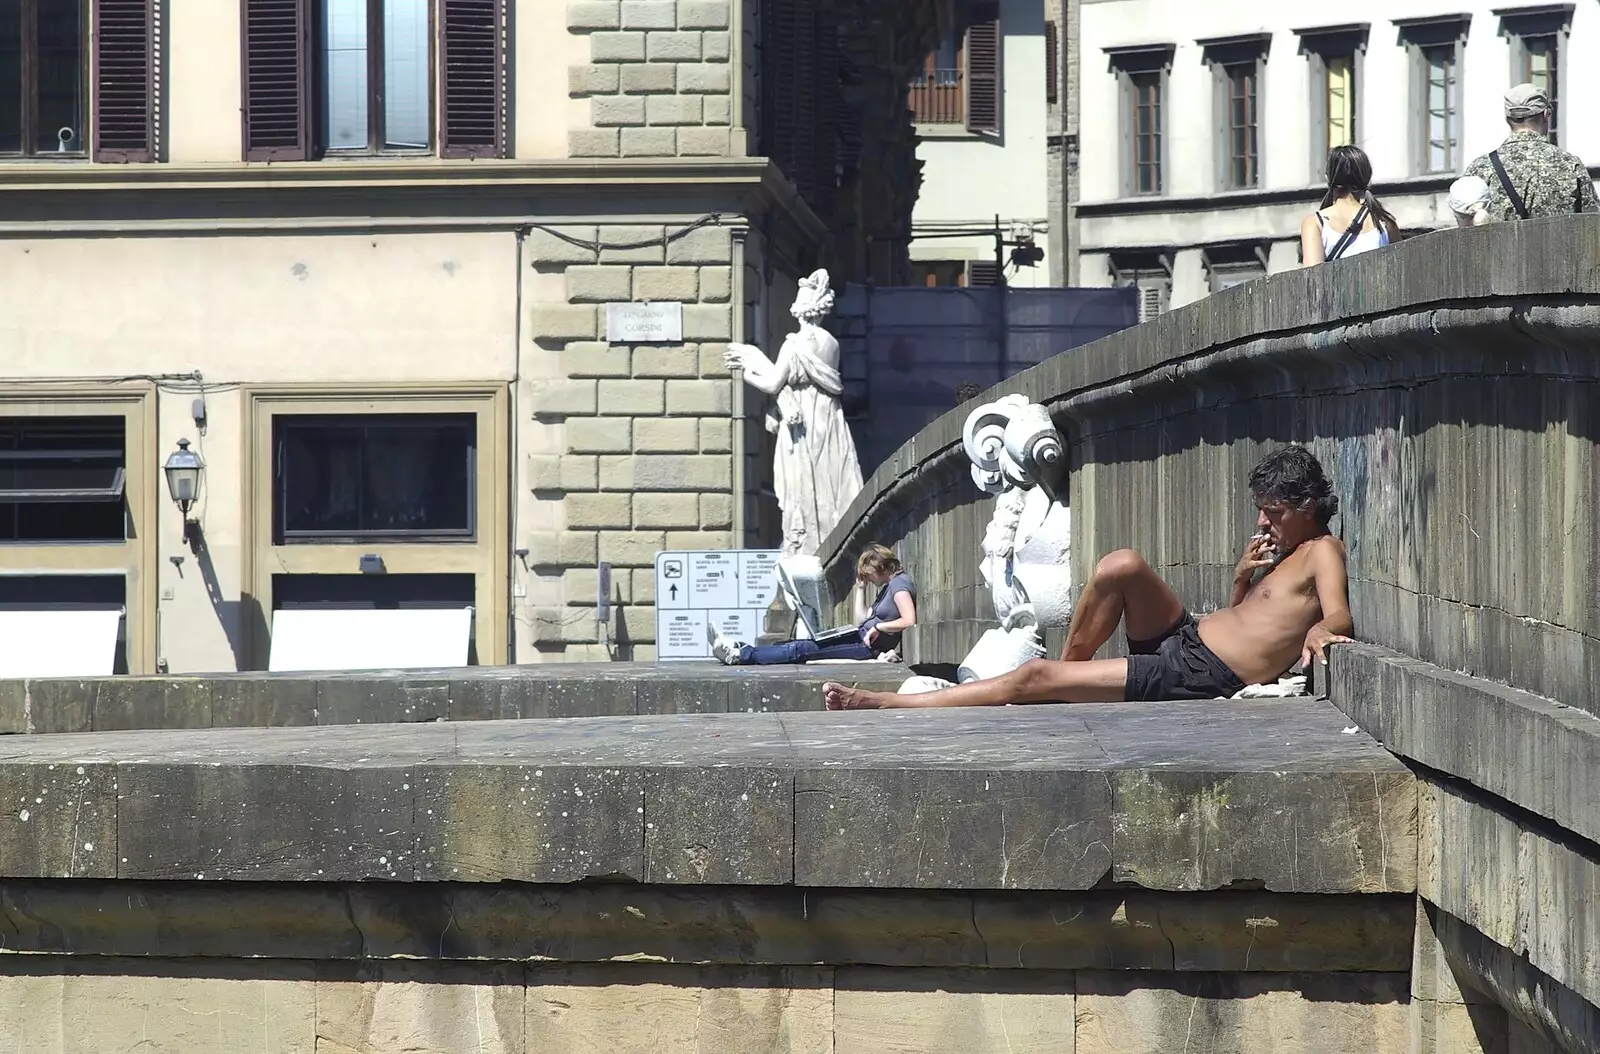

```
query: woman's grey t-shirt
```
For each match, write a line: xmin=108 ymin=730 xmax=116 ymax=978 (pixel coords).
xmin=860 ymin=571 xmax=916 ymax=651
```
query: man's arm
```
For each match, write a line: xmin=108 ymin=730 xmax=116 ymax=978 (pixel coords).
xmin=1301 ymin=539 xmax=1354 ymax=666
xmin=1574 ymin=162 xmax=1599 ymax=213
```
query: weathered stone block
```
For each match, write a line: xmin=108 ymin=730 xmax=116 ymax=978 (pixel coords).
xmin=703 ymin=94 xmax=731 ymax=125
xmin=598 ymin=379 xmax=666 ymax=414
xmin=699 ymin=417 xmax=731 ymax=452
xmin=700 ymin=493 xmax=734 ymax=528
xmin=529 ymin=378 xmax=599 ymax=418
xmin=599 ymin=225 xmax=667 ymax=264
xmin=568 ymin=63 xmax=619 ymax=95
xmin=620 ymin=62 xmax=678 ymax=94
xmin=567 ymin=566 xmax=633 ymax=606
xmin=0 ymin=962 xmax=318 ymax=1053
xmin=212 ymin=677 xmax=319 ymax=728
xmin=528 ymin=226 xmax=599 ymax=265
xmin=665 ymin=529 xmax=732 ymax=549
xmin=635 ymin=676 xmax=728 ymax=713
xmin=645 ymin=767 xmax=792 ymax=883
xmin=620 ymin=0 xmax=675 ymax=29
xmin=416 ymin=765 xmax=645 ymax=881
xmin=561 ymin=456 xmax=600 ymax=491
xmin=92 ymin=679 xmax=211 ymax=731
xmin=1074 ymin=971 xmax=1409 ymax=1054
xmin=568 ymin=0 xmax=621 ymax=29
xmin=599 ymin=530 xmax=667 ymax=566
xmin=633 ymin=492 xmax=700 ymax=528
xmin=699 ymin=266 xmax=732 ymax=302
xmin=677 ymin=0 xmax=730 ymax=29
xmin=566 ymin=416 xmax=632 ymax=453
xmin=632 ymin=416 xmax=699 ymax=451
xmin=677 ymin=63 xmax=730 ymax=92
xmin=682 ymin=304 xmax=732 ymax=339
xmin=631 ymin=567 xmax=657 ymax=604
xmin=632 ymin=266 xmax=699 ymax=301
xmin=566 ymin=264 xmax=634 ymax=302
xmin=590 ymin=30 xmax=646 ymax=61
xmin=678 ymin=126 xmax=731 ymax=156
xmin=568 ymin=128 xmax=620 ymax=157
xmin=0 ymin=763 xmax=117 ymax=878
xmin=558 ymin=531 xmax=600 ymax=566
xmin=698 ymin=342 xmax=731 ymax=377
xmin=525 ymin=965 xmax=832 ymax=1054
xmin=315 ymin=961 xmax=525 ymax=1054
xmin=646 ymin=30 xmax=701 ymax=61
xmin=117 ymin=764 xmax=414 ymax=881
xmin=646 ymin=95 xmax=703 ymax=125
xmin=701 ymin=30 xmax=730 ymax=60
xmin=665 ymin=379 xmax=732 ymax=415
xmin=666 ymin=225 xmax=732 ymax=264
xmin=601 ymin=454 xmax=731 ymax=491
xmin=530 ymin=305 xmax=600 ymax=342
xmin=567 ymin=493 xmax=633 ymax=529
xmin=617 ymin=604 xmax=656 ymax=641
xmin=631 ymin=346 xmax=699 ymax=379
xmin=620 ymin=127 xmax=677 ymax=156
xmin=835 ymin=968 xmax=1078 ymax=1054
xmin=561 ymin=341 xmax=631 ymax=378
xmin=592 ymin=94 xmax=647 ymax=126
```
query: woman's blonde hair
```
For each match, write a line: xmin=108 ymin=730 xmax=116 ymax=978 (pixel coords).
xmin=856 ymin=543 xmax=902 ymax=580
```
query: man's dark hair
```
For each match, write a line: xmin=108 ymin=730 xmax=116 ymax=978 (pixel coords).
xmin=1249 ymin=445 xmax=1339 ymax=525
xmin=954 ymin=381 xmax=982 ymax=404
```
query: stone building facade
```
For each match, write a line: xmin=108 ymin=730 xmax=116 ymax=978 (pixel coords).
xmin=0 ymin=0 xmax=889 ymax=672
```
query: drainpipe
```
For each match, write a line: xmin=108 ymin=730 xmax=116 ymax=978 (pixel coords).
xmin=730 ymin=227 xmax=749 ymax=545
xmin=510 ymin=224 xmax=529 ymax=663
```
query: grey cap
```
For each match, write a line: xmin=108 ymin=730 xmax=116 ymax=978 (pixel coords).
xmin=1504 ymin=83 xmax=1550 ymax=120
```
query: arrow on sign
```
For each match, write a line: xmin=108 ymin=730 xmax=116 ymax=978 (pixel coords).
xmin=669 ymin=584 xmax=679 ymax=600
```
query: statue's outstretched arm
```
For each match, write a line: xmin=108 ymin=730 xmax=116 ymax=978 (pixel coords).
xmin=726 ymin=341 xmax=787 ymax=396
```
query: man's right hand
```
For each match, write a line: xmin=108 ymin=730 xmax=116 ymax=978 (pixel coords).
xmin=1234 ymin=535 xmax=1274 ymax=583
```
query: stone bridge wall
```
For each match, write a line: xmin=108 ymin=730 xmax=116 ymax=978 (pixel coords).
xmin=821 ymin=215 xmax=1600 ymax=715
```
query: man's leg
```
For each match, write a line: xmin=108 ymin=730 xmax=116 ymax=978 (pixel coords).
xmin=825 ymin=657 xmax=1128 ymax=710
xmin=1060 ymin=549 xmax=1185 ymax=661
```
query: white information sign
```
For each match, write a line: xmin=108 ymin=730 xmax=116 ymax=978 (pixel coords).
xmin=655 ymin=548 xmax=782 ymax=660
xmin=606 ymin=302 xmax=683 ymax=343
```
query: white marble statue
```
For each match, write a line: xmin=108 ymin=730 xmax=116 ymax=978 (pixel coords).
xmin=899 ymin=394 xmax=1075 ymax=693
xmin=726 ymin=269 xmax=864 ymax=557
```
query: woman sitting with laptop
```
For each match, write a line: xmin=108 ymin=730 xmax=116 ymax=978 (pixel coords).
xmin=708 ymin=544 xmax=917 ymax=665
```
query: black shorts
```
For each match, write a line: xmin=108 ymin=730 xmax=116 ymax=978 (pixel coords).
xmin=1123 ymin=612 xmax=1246 ymax=701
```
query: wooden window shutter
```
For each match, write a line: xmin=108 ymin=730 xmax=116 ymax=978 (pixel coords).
xmin=241 ymin=0 xmax=310 ymax=161
xmin=94 ymin=0 xmax=157 ymax=162
xmin=967 ymin=260 xmax=1002 ymax=286
xmin=1044 ymin=20 xmax=1058 ymax=105
xmin=440 ymin=0 xmax=508 ymax=158
xmin=965 ymin=3 xmax=1002 ymax=134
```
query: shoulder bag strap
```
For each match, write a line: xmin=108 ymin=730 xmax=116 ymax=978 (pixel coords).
xmin=1327 ymin=202 xmax=1371 ymax=261
xmin=1489 ymin=151 xmax=1531 ymax=219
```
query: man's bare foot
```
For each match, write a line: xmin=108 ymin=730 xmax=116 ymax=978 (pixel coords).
xmin=823 ymin=682 xmax=889 ymax=710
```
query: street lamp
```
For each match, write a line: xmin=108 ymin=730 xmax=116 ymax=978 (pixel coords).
xmin=163 ymin=438 xmax=204 ymax=550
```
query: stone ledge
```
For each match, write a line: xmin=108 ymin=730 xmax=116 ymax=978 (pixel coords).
xmin=0 ymin=701 xmax=1415 ymax=892
xmin=0 ymin=881 xmax=1413 ymax=972
xmin=1328 ymin=643 xmax=1600 ymax=845
xmin=0 ymin=663 xmax=913 ymax=735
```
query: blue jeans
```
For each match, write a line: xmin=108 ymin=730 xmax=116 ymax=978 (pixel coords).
xmin=739 ymin=636 xmax=875 ymax=665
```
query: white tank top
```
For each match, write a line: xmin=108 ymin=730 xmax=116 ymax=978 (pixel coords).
xmin=1317 ymin=211 xmax=1388 ymax=259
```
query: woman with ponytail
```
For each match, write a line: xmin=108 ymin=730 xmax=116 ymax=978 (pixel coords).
xmin=1300 ymin=145 xmax=1400 ymax=264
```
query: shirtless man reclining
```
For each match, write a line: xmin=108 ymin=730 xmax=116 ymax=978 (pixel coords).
xmin=824 ymin=446 xmax=1354 ymax=710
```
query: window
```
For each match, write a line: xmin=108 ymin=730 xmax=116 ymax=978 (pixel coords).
xmin=1201 ymin=34 xmax=1269 ymax=191
xmin=1500 ymin=6 xmax=1572 ymax=146
xmin=1297 ymin=24 xmax=1367 ymax=181
xmin=1421 ymin=45 xmax=1458 ymax=172
xmin=1130 ymin=72 xmax=1161 ymax=194
xmin=1205 ymin=243 xmax=1268 ymax=294
xmin=273 ymin=413 xmax=475 ymax=542
xmin=0 ymin=0 xmax=158 ymax=161
xmin=1396 ymin=15 xmax=1468 ymax=176
xmin=911 ymin=261 xmax=966 ymax=287
xmin=243 ymin=0 xmax=507 ymax=160
xmin=1106 ymin=43 xmax=1172 ymax=197
xmin=1224 ymin=62 xmax=1258 ymax=188
xmin=1112 ymin=253 xmax=1171 ymax=322
xmin=907 ymin=3 xmax=1000 ymax=132
xmin=1044 ymin=20 xmax=1058 ymax=105
xmin=0 ymin=416 xmax=126 ymax=542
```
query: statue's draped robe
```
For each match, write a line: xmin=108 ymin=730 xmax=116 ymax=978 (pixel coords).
xmin=769 ymin=324 xmax=864 ymax=555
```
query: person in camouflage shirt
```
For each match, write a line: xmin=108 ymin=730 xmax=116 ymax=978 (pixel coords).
xmin=1463 ymin=83 xmax=1598 ymax=221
